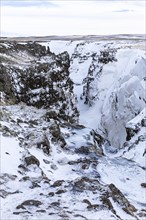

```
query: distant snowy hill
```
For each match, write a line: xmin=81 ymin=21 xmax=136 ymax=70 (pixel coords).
xmin=0 ymin=37 xmax=146 ymax=219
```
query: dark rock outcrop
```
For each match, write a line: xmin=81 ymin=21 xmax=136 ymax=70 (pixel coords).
xmin=0 ymin=42 xmax=79 ymax=123
xmin=126 ymin=125 xmax=140 ymax=141
xmin=25 ymin=155 xmax=40 ymax=167
xmin=108 ymin=184 xmax=137 ymax=215
xmin=81 ymin=48 xmax=117 ymax=106
xmin=0 ymin=65 xmax=16 ymax=103
xmin=16 ymin=200 xmax=42 ymax=209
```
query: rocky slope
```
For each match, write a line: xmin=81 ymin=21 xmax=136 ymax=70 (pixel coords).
xmin=0 ymin=38 xmax=146 ymax=220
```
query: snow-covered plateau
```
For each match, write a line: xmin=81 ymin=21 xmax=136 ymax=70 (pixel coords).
xmin=0 ymin=37 xmax=146 ymax=220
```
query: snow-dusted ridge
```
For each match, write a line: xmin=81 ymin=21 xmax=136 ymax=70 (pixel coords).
xmin=0 ymin=38 xmax=146 ymax=219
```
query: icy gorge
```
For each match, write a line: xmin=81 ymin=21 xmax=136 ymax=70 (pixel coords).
xmin=0 ymin=35 xmax=146 ymax=220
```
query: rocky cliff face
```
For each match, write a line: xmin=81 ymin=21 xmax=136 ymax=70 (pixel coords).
xmin=0 ymin=38 xmax=146 ymax=220
xmin=0 ymin=42 xmax=79 ymax=123
xmin=81 ymin=48 xmax=117 ymax=106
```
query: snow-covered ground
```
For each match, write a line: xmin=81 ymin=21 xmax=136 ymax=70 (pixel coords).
xmin=0 ymin=38 xmax=146 ymax=219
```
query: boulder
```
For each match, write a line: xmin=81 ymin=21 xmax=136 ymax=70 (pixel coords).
xmin=25 ymin=155 xmax=40 ymax=167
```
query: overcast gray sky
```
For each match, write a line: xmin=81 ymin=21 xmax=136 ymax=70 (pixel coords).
xmin=1 ymin=0 xmax=145 ymax=36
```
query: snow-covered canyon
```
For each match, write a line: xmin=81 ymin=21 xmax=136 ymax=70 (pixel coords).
xmin=0 ymin=37 xmax=146 ymax=219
